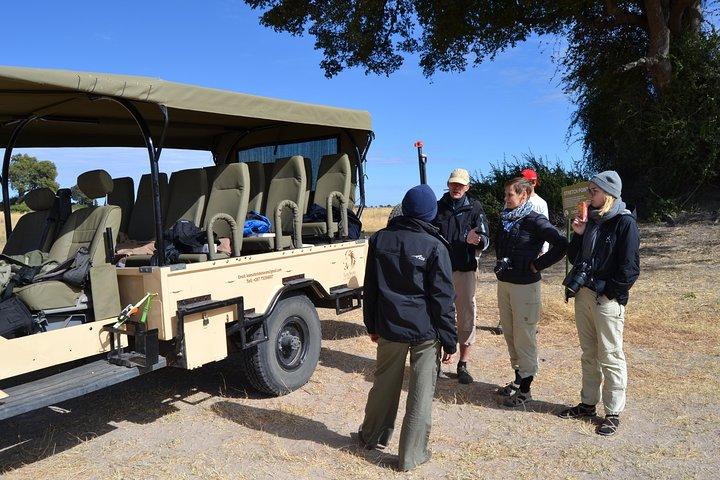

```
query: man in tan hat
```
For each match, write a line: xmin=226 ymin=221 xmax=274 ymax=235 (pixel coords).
xmin=433 ymin=168 xmax=490 ymax=384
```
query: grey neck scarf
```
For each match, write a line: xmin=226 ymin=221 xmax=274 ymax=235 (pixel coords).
xmin=580 ymin=198 xmax=628 ymax=261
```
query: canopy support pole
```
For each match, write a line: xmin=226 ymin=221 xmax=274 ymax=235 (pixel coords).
xmin=90 ymin=96 xmax=169 ymax=265
xmin=1 ymin=117 xmax=36 ymax=239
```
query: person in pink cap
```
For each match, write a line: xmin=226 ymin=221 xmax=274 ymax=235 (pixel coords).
xmin=521 ymin=168 xmax=550 ymax=254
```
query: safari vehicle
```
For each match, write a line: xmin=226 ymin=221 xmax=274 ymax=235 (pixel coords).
xmin=0 ymin=66 xmax=373 ymax=420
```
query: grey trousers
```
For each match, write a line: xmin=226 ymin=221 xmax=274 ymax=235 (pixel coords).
xmin=360 ymin=337 xmax=440 ymax=471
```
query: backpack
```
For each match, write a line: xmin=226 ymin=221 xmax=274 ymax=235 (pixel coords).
xmin=31 ymin=246 xmax=92 ymax=288
xmin=0 ymin=296 xmax=34 ymax=339
xmin=151 ymin=220 xmax=216 ymax=265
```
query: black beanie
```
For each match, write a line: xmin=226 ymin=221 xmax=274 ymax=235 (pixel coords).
xmin=402 ymin=184 xmax=438 ymax=222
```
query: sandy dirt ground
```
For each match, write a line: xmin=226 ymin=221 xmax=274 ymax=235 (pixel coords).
xmin=1 ymin=219 xmax=719 ymax=479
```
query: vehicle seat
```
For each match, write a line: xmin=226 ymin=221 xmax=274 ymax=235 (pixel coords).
xmin=261 ymin=162 xmax=274 ymax=213
xmin=303 ymin=156 xmax=313 ymax=213
xmin=2 ymin=188 xmax=56 ymax=256
xmin=127 ymin=173 xmax=168 ymax=241
xmin=179 ymin=163 xmax=250 ymax=262
xmin=106 ymin=176 xmax=134 ymax=236
xmin=163 ymin=168 xmax=207 ymax=230
xmin=14 ymin=170 xmax=121 ymax=312
xmin=242 ymin=155 xmax=305 ymax=253
xmin=301 ymin=153 xmax=351 ymax=239
xmin=246 ymin=161 xmax=265 ymax=213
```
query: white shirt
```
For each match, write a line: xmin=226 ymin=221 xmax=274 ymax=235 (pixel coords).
xmin=528 ymin=193 xmax=550 ymax=254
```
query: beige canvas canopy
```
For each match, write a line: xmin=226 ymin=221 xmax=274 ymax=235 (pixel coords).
xmin=0 ymin=66 xmax=374 ymax=243
xmin=0 ymin=66 xmax=373 ymax=154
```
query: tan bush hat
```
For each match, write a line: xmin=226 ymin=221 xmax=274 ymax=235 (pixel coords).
xmin=448 ymin=168 xmax=470 ymax=185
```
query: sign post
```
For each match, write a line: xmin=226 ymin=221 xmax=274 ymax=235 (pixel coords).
xmin=561 ymin=182 xmax=590 ymax=275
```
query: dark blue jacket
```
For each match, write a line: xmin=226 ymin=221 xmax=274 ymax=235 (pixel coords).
xmin=494 ymin=211 xmax=568 ymax=284
xmin=363 ymin=216 xmax=457 ymax=354
xmin=567 ymin=208 xmax=640 ymax=305
xmin=433 ymin=193 xmax=490 ymax=272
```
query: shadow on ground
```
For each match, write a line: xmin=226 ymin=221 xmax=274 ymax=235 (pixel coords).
xmin=320 ymin=319 xmax=368 ymax=341
xmin=212 ymin=401 xmax=397 ymax=468
xmin=0 ymin=354 xmax=267 ymax=472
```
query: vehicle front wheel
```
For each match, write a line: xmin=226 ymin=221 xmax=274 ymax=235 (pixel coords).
xmin=241 ymin=295 xmax=321 ymax=396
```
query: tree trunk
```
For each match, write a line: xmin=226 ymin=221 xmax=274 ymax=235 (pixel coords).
xmin=644 ymin=0 xmax=672 ymax=96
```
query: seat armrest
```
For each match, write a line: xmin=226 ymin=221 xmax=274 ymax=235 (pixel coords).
xmin=207 ymin=213 xmax=240 ymax=259
xmin=325 ymin=191 xmax=348 ymax=239
xmin=274 ymin=200 xmax=301 ymax=250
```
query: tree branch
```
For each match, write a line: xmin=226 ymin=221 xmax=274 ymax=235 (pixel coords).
xmin=617 ymin=54 xmax=666 ymax=72
xmin=602 ymin=0 xmax=647 ymax=27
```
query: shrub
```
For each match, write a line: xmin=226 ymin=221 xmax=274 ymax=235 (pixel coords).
xmin=468 ymin=153 xmax=589 ymax=237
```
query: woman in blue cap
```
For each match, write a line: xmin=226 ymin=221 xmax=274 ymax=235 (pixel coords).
xmin=358 ymin=184 xmax=457 ymax=471
xmin=559 ymin=170 xmax=640 ymax=436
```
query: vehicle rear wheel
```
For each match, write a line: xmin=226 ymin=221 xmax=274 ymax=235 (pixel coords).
xmin=241 ymin=295 xmax=321 ymax=395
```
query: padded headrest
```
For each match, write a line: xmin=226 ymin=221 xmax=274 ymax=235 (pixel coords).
xmin=25 ymin=188 xmax=56 ymax=211
xmin=77 ymin=169 xmax=114 ymax=199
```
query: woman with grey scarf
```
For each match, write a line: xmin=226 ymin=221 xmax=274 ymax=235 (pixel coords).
xmin=559 ymin=171 xmax=640 ymax=436
xmin=494 ymin=177 xmax=567 ymax=407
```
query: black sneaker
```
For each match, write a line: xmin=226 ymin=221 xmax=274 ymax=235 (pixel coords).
xmin=558 ymin=403 xmax=597 ymax=419
xmin=597 ymin=415 xmax=620 ymax=436
xmin=457 ymin=365 xmax=474 ymax=384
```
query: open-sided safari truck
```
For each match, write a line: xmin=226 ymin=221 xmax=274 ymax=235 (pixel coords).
xmin=0 ymin=66 xmax=373 ymax=420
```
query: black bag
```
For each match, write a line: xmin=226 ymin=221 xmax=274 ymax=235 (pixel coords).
xmin=1 ymin=264 xmax=44 ymax=300
xmin=169 ymin=220 xmax=216 ymax=254
xmin=0 ymin=296 xmax=34 ymax=339
xmin=150 ymin=220 xmax=216 ymax=265
xmin=302 ymin=205 xmax=362 ymax=239
xmin=32 ymin=247 xmax=92 ymax=288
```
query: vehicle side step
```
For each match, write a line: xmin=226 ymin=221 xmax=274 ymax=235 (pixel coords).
xmin=0 ymin=356 xmax=166 ymax=421
xmin=330 ymin=287 xmax=362 ymax=314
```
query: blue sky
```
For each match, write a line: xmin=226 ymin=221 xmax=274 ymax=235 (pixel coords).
xmin=3 ymin=0 xmax=582 ymax=207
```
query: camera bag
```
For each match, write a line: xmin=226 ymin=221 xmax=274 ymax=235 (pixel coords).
xmin=0 ymin=296 xmax=34 ymax=339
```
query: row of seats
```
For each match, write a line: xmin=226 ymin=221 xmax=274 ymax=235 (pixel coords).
xmin=1 ymin=153 xmax=353 ymax=313
xmin=107 ymin=153 xmax=354 ymax=258
xmin=3 ymin=152 xmax=353 ymax=272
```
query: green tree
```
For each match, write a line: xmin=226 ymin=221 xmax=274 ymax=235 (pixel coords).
xmin=245 ymin=1 xmax=718 ymax=217
xmin=562 ymin=15 xmax=720 ymax=215
xmin=468 ymin=154 xmax=588 ymax=235
xmin=245 ymin=1 xmax=704 ymax=96
xmin=8 ymin=153 xmax=60 ymax=202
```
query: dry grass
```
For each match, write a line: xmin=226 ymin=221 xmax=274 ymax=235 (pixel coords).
xmin=0 ymin=212 xmax=25 ymax=248
xmin=1 ymin=213 xmax=719 ymax=479
xmin=360 ymin=207 xmax=393 ymax=235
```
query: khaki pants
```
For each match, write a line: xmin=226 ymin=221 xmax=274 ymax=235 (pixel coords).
xmin=574 ymin=286 xmax=627 ymax=416
xmin=360 ymin=338 xmax=440 ymax=471
xmin=453 ymin=270 xmax=477 ymax=345
xmin=497 ymin=280 xmax=541 ymax=379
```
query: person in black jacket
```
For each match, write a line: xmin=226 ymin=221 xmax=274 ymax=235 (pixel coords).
xmin=494 ymin=177 xmax=568 ymax=407
xmin=558 ymin=171 xmax=640 ymax=436
xmin=433 ymin=168 xmax=490 ymax=385
xmin=359 ymin=184 xmax=457 ymax=472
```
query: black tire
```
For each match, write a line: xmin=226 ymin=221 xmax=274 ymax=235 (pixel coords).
xmin=241 ymin=295 xmax=321 ymax=396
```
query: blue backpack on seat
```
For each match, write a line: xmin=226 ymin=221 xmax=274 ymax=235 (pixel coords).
xmin=243 ymin=210 xmax=271 ymax=236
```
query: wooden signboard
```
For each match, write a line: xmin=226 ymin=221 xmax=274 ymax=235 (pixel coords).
xmin=561 ymin=181 xmax=590 ymax=219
